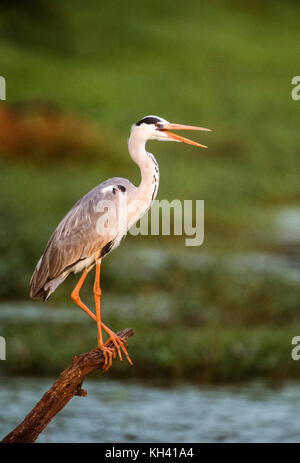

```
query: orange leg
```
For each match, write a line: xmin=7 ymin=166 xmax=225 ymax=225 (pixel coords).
xmin=71 ymin=268 xmax=96 ymax=321
xmin=93 ymin=260 xmax=116 ymax=369
xmin=94 ymin=260 xmax=133 ymax=371
xmin=71 ymin=266 xmax=114 ymax=369
xmin=71 ymin=264 xmax=133 ymax=371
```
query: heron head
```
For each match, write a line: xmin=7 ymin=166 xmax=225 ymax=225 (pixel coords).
xmin=131 ymin=115 xmax=211 ymax=148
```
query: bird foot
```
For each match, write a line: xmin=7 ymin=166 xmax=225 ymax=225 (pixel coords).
xmin=104 ymin=332 xmax=133 ymax=370
xmin=97 ymin=344 xmax=116 ymax=372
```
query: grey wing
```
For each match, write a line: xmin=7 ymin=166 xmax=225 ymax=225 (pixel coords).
xmin=29 ymin=177 xmax=133 ymax=299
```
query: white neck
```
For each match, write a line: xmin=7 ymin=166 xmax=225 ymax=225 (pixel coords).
xmin=128 ymin=131 xmax=159 ymax=203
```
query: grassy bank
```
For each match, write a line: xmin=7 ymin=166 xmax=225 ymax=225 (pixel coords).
xmin=1 ymin=1 xmax=300 ymax=383
xmin=2 ymin=317 xmax=300 ymax=384
xmin=1 ymin=248 xmax=300 ymax=383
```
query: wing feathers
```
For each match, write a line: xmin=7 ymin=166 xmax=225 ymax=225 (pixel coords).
xmin=29 ymin=178 xmax=132 ymax=299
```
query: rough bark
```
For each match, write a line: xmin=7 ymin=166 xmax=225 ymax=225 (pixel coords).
xmin=1 ymin=328 xmax=134 ymax=443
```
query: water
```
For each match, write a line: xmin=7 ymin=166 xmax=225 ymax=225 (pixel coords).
xmin=1 ymin=377 xmax=300 ymax=443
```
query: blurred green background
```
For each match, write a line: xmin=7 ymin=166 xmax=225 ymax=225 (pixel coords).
xmin=0 ymin=0 xmax=300 ymax=383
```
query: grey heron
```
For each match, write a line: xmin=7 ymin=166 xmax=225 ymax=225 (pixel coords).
xmin=29 ymin=115 xmax=211 ymax=371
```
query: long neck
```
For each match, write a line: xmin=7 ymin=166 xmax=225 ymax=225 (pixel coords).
xmin=128 ymin=132 xmax=159 ymax=203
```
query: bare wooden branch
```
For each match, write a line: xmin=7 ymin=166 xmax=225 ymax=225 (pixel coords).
xmin=1 ymin=328 xmax=134 ymax=443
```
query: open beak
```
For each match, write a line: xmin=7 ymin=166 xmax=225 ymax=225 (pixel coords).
xmin=157 ymin=123 xmax=211 ymax=148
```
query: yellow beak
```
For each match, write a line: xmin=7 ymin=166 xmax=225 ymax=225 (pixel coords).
xmin=158 ymin=123 xmax=212 ymax=148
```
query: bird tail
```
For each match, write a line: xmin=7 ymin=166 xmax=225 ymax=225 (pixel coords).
xmin=29 ymin=256 xmax=51 ymax=301
xmin=30 ymin=285 xmax=51 ymax=301
xmin=30 ymin=255 xmax=69 ymax=301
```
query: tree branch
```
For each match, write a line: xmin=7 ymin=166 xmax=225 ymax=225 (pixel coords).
xmin=1 ymin=328 xmax=134 ymax=443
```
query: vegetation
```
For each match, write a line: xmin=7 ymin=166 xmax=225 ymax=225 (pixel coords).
xmin=0 ymin=0 xmax=300 ymax=383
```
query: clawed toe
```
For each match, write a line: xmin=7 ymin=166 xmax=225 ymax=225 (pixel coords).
xmin=104 ymin=334 xmax=133 ymax=366
xmin=98 ymin=345 xmax=116 ymax=372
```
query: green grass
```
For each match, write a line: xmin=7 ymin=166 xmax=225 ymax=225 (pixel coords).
xmin=2 ymin=319 xmax=300 ymax=384
xmin=1 ymin=0 xmax=300 ymax=382
xmin=1 ymin=251 xmax=300 ymax=383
